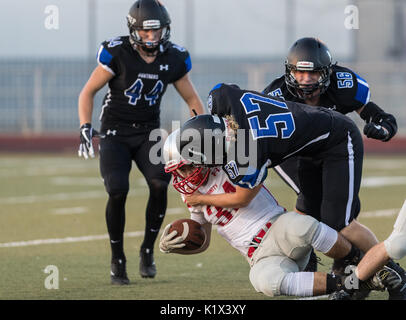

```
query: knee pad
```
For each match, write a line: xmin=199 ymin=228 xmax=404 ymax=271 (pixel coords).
xmin=284 ymin=213 xmax=319 ymax=255
xmin=108 ymin=192 xmax=127 ymax=203
xmin=147 ymin=178 xmax=169 ymax=193
xmin=249 ymin=256 xmax=299 ymax=297
xmin=384 ymin=232 xmax=406 ymax=261
xmin=104 ymin=173 xmax=129 ymax=195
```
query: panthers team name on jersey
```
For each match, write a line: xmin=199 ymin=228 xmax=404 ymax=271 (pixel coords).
xmin=138 ymin=73 xmax=159 ymax=80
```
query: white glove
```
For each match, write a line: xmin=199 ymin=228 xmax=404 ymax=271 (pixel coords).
xmin=159 ymin=224 xmax=186 ymax=253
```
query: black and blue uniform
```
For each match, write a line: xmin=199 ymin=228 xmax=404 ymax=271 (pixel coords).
xmin=209 ymin=83 xmax=363 ymax=231
xmin=262 ymin=65 xmax=370 ymax=196
xmin=96 ymin=35 xmax=191 ymax=253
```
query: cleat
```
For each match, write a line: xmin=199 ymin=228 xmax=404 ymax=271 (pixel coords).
xmin=139 ymin=248 xmax=157 ymax=278
xmin=110 ymin=258 xmax=130 ymax=285
xmin=328 ymin=290 xmax=352 ymax=300
xmin=328 ymin=288 xmax=370 ymax=300
xmin=304 ymin=249 xmax=319 ymax=272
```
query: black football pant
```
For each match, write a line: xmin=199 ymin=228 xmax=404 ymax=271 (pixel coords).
xmin=277 ymin=114 xmax=364 ymax=232
xmin=99 ymin=133 xmax=170 ymax=260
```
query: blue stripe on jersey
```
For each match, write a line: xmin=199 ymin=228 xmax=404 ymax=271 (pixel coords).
xmin=354 ymin=72 xmax=370 ymax=105
xmin=184 ymin=55 xmax=192 ymax=73
xmin=236 ymin=166 xmax=268 ymax=189
xmin=209 ymin=83 xmax=223 ymax=94
xmin=98 ymin=46 xmax=113 ymax=66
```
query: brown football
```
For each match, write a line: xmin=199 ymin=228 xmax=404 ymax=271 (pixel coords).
xmin=168 ymin=219 xmax=206 ymax=250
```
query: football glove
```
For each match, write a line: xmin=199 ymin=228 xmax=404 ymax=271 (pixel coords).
xmin=363 ymin=122 xmax=390 ymax=141
xmin=360 ymin=102 xmax=397 ymax=142
xmin=159 ymin=224 xmax=186 ymax=253
xmin=78 ymin=123 xmax=96 ymax=159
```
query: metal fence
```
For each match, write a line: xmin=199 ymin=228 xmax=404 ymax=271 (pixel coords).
xmin=1 ymin=58 xmax=405 ymax=136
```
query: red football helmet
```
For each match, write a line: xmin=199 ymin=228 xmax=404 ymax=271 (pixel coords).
xmin=163 ymin=129 xmax=210 ymax=194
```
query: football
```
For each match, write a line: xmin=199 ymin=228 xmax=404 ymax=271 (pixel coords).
xmin=168 ymin=219 xmax=206 ymax=250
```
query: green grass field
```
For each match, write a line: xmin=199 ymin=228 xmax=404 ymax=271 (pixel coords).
xmin=0 ymin=153 xmax=405 ymax=300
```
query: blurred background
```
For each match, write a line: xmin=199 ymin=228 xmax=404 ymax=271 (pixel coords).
xmin=0 ymin=0 xmax=405 ymax=151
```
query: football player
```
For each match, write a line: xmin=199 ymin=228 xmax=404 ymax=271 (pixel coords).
xmin=263 ymin=37 xmax=397 ymax=197
xmin=262 ymin=37 xmax=398 ymax=275
xmin=176 ymin=84 xmax=406 ymax=299
xmin=356 ymin=200 xmax=406 ymax=284
xmin=78 ymin=0 xmax=204 ymax=285
xmin=159 ymin=129 xmax=403 ymax=299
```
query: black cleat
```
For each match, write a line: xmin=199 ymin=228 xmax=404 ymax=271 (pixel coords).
xmin=139 ymin=248 xmax=156 ymax=278
xmin=110 ymin=258 xmax=130 ymax=285
xmin=328 ymin=290 xmax=352 ymax=300
xmin=304 ymin=249 xmax=319 ymax=272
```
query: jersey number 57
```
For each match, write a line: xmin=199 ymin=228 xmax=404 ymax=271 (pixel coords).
xmin=240 ymin=93 xmax=296 ymax=140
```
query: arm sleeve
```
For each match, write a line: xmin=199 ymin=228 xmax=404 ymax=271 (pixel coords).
xmin=190 ymin=211 xmax=207 ymax=225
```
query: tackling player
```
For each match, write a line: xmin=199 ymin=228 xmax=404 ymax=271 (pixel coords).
xmin=78 ymin=0 xmax=204 ymax=285
xmin=262 ymin=37 xmax=398 ymax=274
xmin=176 ymin=84 xmax=406 ymax=299
xmin=159 ymin=129 xmax=405 ymax=299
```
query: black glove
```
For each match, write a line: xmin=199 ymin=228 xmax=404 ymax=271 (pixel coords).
xmin=360 ymin=102 xmax=397 ymax=142
xmin=363 ymin=122 xmax=390 ymax=141
xmin=78 ymin=123 xmax=96 ymax=159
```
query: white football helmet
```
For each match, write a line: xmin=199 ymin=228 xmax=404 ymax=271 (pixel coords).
xmin=163 ymin=129 xmax=210 ymax=194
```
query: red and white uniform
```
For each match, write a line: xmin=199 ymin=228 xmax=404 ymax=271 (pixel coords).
xmin=181 ymin=168 xmax=286 ymax=257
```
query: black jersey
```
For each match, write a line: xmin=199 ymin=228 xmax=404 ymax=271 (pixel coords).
xmin=208 ymin=83 xmax=345 ymax=188
xmin=97 ymin=36 xmax=191 ymax=133
xmin=262 ymin=65 xmax=370 ymax=114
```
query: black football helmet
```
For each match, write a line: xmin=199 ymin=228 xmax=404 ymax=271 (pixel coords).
xmin=178 ymin=115 xmax=229 ymax=167
xmin=284 ymin=37 xmax=333 ymax=99
xmin=127 ymin=0 xmax=171 ymax=52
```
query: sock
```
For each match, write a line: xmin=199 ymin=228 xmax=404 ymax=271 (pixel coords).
xmin=311 ymin=222 xmax=338 ymax=253
xmin=141 ymin=179 xmax=168 ymax=251
xmin=106 ymin=193 xmax=127 ymax=260
xmin=332 ymin=245 xmax=362 ymax=274
xmin=326 ymin=273 xmax=345 ymax=294
xmin=280 ymin=272 xmax=314 ymax=297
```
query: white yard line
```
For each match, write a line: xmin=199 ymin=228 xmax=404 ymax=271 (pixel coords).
xmin=0 ymin=231 xmax=145 ymax=248
xmin=361 ymin=176 xmax=406 ymax=188
xmin=0 ymin=206 xmax=397 ymax=249
xmin=295 ymin=294 xmax=328 ymax=300
xmin=359 ymin=208 xmax=399 ymax=218
xmin=51 ymin=207 xmax=88 ymax=215
xmin=0 ymin=188 xmax=148 ymax=205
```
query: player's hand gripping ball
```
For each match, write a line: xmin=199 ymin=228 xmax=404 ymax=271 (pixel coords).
xmin=159 ymin=219 xmax=206 ymax=253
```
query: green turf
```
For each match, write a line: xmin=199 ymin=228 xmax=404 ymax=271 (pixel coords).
xmin=0 ymin=153 xmax=405 ymax=300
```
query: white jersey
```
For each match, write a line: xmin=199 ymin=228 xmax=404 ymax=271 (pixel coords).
xmin=181 ymin=168 xmax=286 ymax=256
